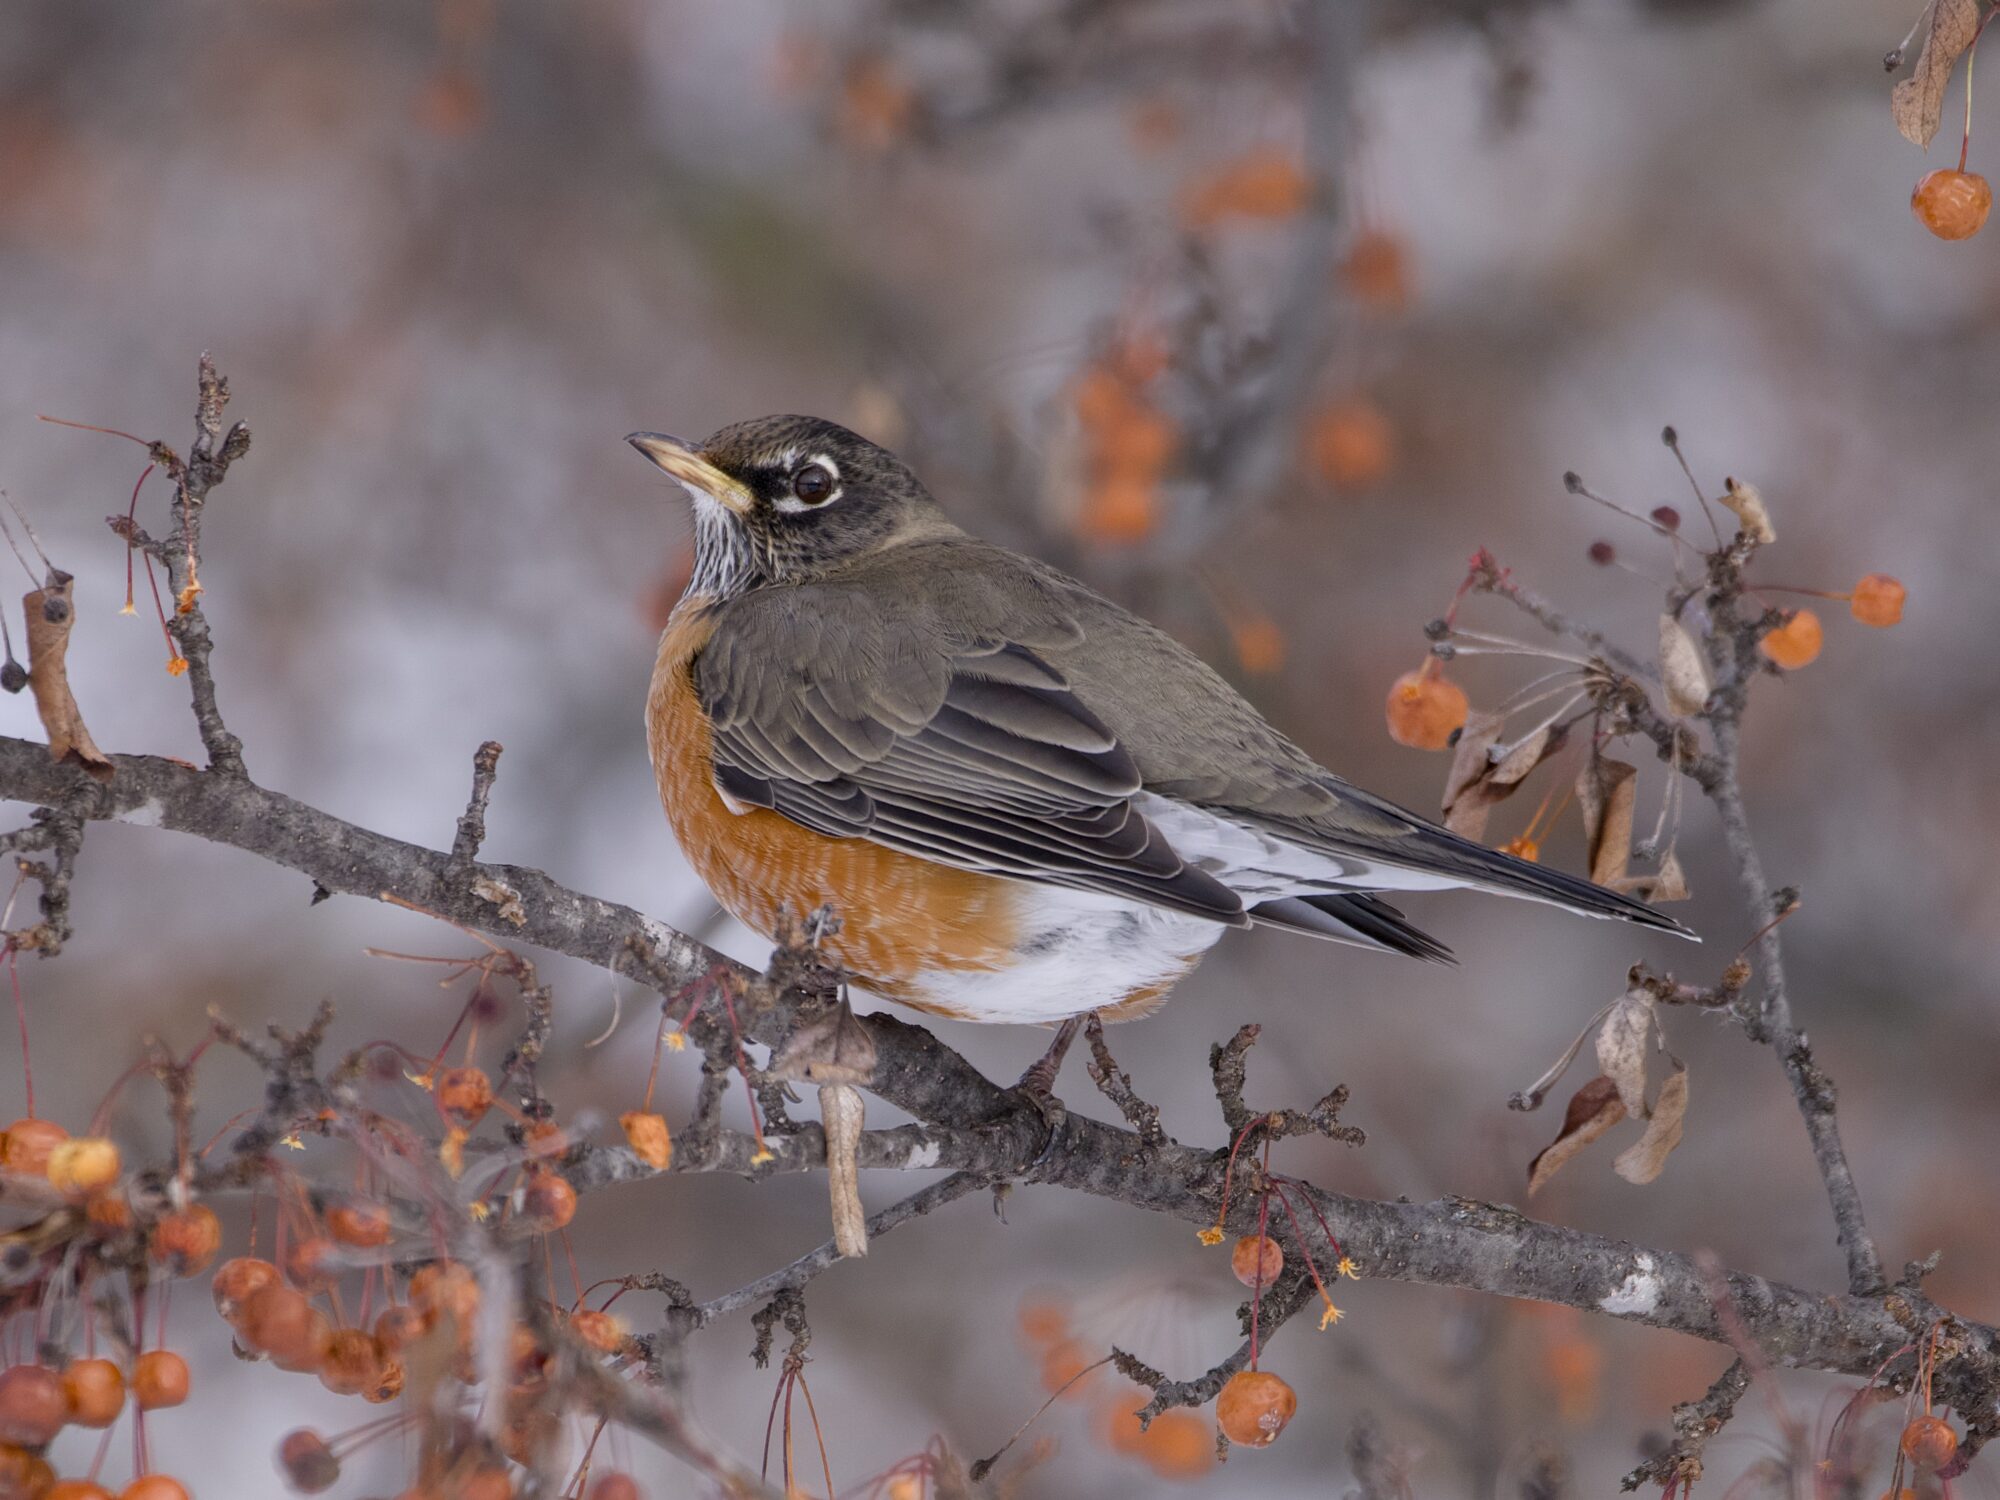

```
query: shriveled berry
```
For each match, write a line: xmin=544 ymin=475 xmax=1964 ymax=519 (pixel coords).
xmin=1650 ymin=505 xmax=1682 ymax=531
xmin=317 ymin=1329 xmax=383 ymax=1397
xmin=1759 ymin=608 xmax=1823 ymax=669
xmin=1231 ymin=1234 xmax=1284 ymax=1288
xmin=85 ymin=1191 xmax=134 ymax=1234
xmin=0 ymin=1365 xmax=67 ymax=1445
xmin=326 ymin=1199 xmax=392 ymax=1249
xmin=119 ymin=1478 xmax=190 ymax=1500
xmin=619 ymin=1111 xmax=672 ymax=1171
xmin=436 ymin=1066 xmax=494 ymax=1127
xmin=278 ymin=1428 xmax=340 ymax=1493
xmin=1587 ymin=540 xmax=1615 ymax=566
xmin=46 ymin=1138 xmax=120 ymax=1199
xmin=131 ymin=1351 xmax=189 ymax=1410
xmin=519 ymin=1168 xmax=577 ymax=1231
xmin=1849 ymin=573 xmax=1906 ymax=627
xmin=521 ymin=1119 xmax=568 ymax=1160
xmin=212 ymin=1257 xmax=280 ymax=1322
xmin=61 ymin=1358 xmax=124 ymax=1427
xmin=360 ymin=1358 xmax=404 ymax=1405
xmin=1385 ymin=666 xmax=1469 ymax=751
xmin=3 ymin=1119 xmax=69 ymax=1177
xmin=570 ymin=1308 xmax=627 ymax=1354
xmin=150 ymin=1204 xmax=222 ymax=1277
xmin=1216 ymin=1368 xmax=1297 ymax=1447
xmin=1912 ymin=169 xmax=1992 ymax=240
xmin=1901 ymin=1413 xmax=1959 ymax=1472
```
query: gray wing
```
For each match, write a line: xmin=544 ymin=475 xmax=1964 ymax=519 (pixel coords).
xmin=691 ymin=582 xmax=1250 ymax=927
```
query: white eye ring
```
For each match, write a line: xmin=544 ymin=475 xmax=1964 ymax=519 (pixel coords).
xmin=774 ymin=454 xmax=842 ymax=513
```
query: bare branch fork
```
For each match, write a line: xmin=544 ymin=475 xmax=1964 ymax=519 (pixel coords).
xmin=5 ymin=367 xmax=1991 ymax=1489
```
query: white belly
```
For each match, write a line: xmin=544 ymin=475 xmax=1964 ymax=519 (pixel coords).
xmin=899 ymin=884 xmax=1227 ymax=1025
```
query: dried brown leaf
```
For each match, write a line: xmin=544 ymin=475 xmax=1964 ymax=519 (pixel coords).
xmin=1615 ymin=849 xmax=1692 ymax=904
xmin=1892 ymin=0 xmax=1982 ymax=147
xmin=24 ymin=575 xmax=111 ymax=781
xmin=1658 ymin=616 xmax=1710 ymax=718
xmin=1595 ymin=989 xmax=1655 ymax=1118
xmin=1442 ymin=709 xmax=1504 ymax=810
xmin=1614 ymin=1064 xmax=1689 ymax=1185
xmin=1528 ymin=1075 xmax=1627 ymax=1196
xmin=1577 ymin=754 xmax=1637 ymax=886
xmin=1718 ymin=477 xmax=1776 ymax=545
xmin=1442 ymin=715 xmax=1558 ymax=840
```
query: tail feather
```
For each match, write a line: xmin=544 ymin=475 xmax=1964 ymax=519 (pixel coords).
xmin=1254 ymin=893 xmax=1456 ymax=962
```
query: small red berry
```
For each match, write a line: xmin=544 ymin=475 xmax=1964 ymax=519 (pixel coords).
xmin=212 ymin=1257 xmax=280 ymax=1323
xmin=1651 ymin=505 xmax=1681 ymax=531
xmin=587 ymin=1475 xmax=643 ymax=1500
xmin=1849 ymin=573 xmax=1906 ymax=627
xmin=61 ymin=1358 xmax=125 ymax=1428
xmin=519 ymin=1167 xmax=577 ymax=1231
xmin=1901 ymin=1413 xmax=1959 ymax=1472
xmin=2 ymin=1119 xmax=69 ymax=1178
xmin=278 ymin=1428 xmax=340 ymax=1493
xmin=1587 ymin=540 xmax=1616 ymax=566
xmin=0 ymin=1365 xmax=68 ymax=1446
xmin=120 ymin=1478 xmax=190 ymax=1500
xmin=373 ymin=1304 xmax=427 ymax=1354
xmin=1385 ymin=665 xmax=1469 ymax=751
xmin=317 ymin=1329 xmax=383 ymax=1398
xmin=149 ymin=1204 xmax=222 ymax=1277
xmin=436 ymin=1066 xmax=494 ymax=1127
xmin=325 ymin=1199 xmax=392 ymax=1249
xmin=1760 ymin=608 xmax=1824 ymax=669
xmin=571 ymin=1308 xmax=628 ymax=1354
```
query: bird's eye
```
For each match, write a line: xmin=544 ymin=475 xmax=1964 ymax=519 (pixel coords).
xmin=790 ymin=462 xmax=836 ymax=505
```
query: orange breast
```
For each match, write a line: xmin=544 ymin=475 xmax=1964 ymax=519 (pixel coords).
xmin=647 ymin=602 xmax=1023 ymax=1012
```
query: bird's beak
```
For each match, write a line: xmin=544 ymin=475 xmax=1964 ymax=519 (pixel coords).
xmin=625 ymin=432 xmax=755 ymax=516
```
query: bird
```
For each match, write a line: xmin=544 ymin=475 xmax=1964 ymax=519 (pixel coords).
xmin=630 ymin=415 xmax=1691 ymax=1038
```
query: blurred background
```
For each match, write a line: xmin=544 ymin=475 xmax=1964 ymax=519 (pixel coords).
xmin=2 ymin=0 xmax=1997 ymax=1494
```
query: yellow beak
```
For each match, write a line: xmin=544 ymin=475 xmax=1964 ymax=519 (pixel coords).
xmin=626 ymin=432 xmax=755 ymax=516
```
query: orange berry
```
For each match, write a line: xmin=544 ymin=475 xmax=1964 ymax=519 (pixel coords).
xmin=3 ymin=1119 xmax=68 ymax=1177
xmin=1306 ymin=397 xmax=1394 ymax=488
xmin=1073 ymin=367 xmax=1139 ymax=431
xmin=1139 ymin=1408 xmax=1215 ymax=1478
xmin=619 ymin=1111 xmax=672 ymax=1171
xmin=373 ymin=1304 xmax=427 ymax=1354
xmin=326 ymin=1199 xmax=392 ymax=1249
xmin=149 ymin=1204 xmax=222 ymax=1277
xmin=279 ymin=1428 xmax=340 ymax=1493
xmin=361 ymin=1358 xmax=404 ymax=1405
xmin=1230 ymin=1234 xmax=1284 ymax=1288
xmin=46 ymin=1483 xmax=113 ymax=1500
xmin=1385 ymin=665 xmax=1469 ymax=750
xmin=0 ymin=1365 xmax=67 ymax=1446
xmin=1216 ymin=1369 xmax=1296 ymax=1448
xmin=520 ymin=1167 xmax=577 ymax=1230
xmin=85 ymin=1190 xmax=134 ymax=1234
xmin=317 ymin=1328 xmax=383 ymax=1397
xmin=571 ymin=1308 xmax=628 ymax=1354
xmin=1339 ymin=227 xmax=1411 ymax=312
xmin=1017 ymin=1297 xmax=1069 ymax=1348
xmin=212 ymin=1257 xmax=279 ymax=1322
xmin=45 ymin=1137 xmax=120 ymax=1198
xmin=0 ymin=1444 xmax=54 ymax=1500
xmin=408 ymin=1261 xmax=480 ymax=1331
xmin=119 ymin=1479 xmax=189 ymax=1500
xmin=586 ymin=1475 xmax=642 ymax=1500
xmin=837 ymin=56 xmax=914 ymax=153
xmin=1101 ymin=1396 xmax=1148 ymax=1456
xmin=1183 ymin=147 xmax=1310 ymax=227
xmin=1228 ymin=614 xmax=1285 ymax=677
xmin=457 ymin=1469 xmax=514 ymax=1500
xmin=1038 ymin=1338 xmax=1099 ymax=1399
xmin=131 ymin=1351 xmax=189 ymax=1410
xmin=1901 ymin=1413 xmax=1959 ymax=1472
xmin=1759 ymin=608 xmax=1824 ymax=670
xmin=284 ymin=1236 xmax=340 ymax=1292
xmin=521 ymin=1119 xmax=568 ymax=1160
xmin=61 ymin=1358 xmax=124 ymax=1428
xmin=1912 ymin=168 xmax=1991 ymax=240
xmin=1849 ymin=573 xmax=1906 ymax=627
xmin=273 ymin=1309 xmax=334 ymax=1374
xmin=238 ymin=1284 xmax=317 ymax=1364
xmin=1097 ymin=407 xmax=1176 ymax=473
xmin=1078 ymin=475 xmax=1160 ymax=546
xmin=436 ymin=1066 xmax=494 ymax=1127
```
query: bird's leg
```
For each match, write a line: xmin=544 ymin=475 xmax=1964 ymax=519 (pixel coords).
xmin=1016 ymin=1012 xmax=1088 ymax=1099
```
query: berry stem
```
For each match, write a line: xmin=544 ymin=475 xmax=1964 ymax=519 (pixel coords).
xmin=8 ymin=948 xmax=31 ymax=1118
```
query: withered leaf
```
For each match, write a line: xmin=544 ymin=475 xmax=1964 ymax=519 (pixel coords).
xmin=1442 ymin=715 xmax=1558 ymax=840
xmin=1658 ymin=616 xmax=1710 ymax=718
xmin=24 ymin=575 xmax=111 ymax=782
xmin=1595 ymin=988 xmax=1655 ymax=1118
xmin=1577 ymin=754 xmax=1638 ymax=886
xmin=1615 ymin=849 xmax=1691 ymax=904
xmin=1719 ymin=477 xmax=1776 ymax=545
xmin=1892 ymin=0 xmax=1982 ymax=147
xmin=1528 ymin=1075 xmax=1627 ymax=1196
xmin=1614 ymin=1064 xmax=1689 ymax=1185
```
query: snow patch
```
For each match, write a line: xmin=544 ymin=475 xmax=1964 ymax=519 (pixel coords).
xmin=1599 ymin=1253 xmax=1662 ymax=1316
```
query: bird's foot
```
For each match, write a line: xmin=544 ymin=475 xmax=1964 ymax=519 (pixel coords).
xmin=1015 ymin=1012 xmax=1086 ymax=1100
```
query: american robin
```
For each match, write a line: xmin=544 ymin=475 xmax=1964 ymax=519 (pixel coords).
xmin=630 ymin=416 xmax=1690 ymax=1032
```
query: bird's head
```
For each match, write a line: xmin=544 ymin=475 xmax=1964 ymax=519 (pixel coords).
xmin=627 ymin=415 xmax=954 ymax=599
